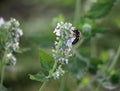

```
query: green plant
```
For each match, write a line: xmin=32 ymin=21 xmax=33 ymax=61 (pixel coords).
xmin=0 ymin=18 xmax=23 ymax=91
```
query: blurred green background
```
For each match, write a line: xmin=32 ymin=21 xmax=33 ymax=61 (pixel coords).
xmin=0 ymin=0 xmax=120 ymax=91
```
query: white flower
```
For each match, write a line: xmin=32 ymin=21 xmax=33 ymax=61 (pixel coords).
xmin=13 ymin=42 xmax=19 ymax=51
xmin=65 ymin=59 xmax=68 ymax=64
xmin=12 ymin=18 xmax=20 ymax=27
xmin=7 ymin=53 xmax=13 ymax=58
xmin=66 ymin=38 xmax=75 ymax=48
xmin=17 ymin=28 xmax=23 ymax=36
xmin=54 ymin=41 xmax=58 ymax=45
xmin=6 ymin=53 xmax=16 ymax=65
xmin=53 ymin=28 xmax=60 ymax=36
xmin=11 ymin=56 xmax=16 ymax=65
xmin=71 ymin=27 xmax=76 ymax=31
xmin=52 ymin=66 xmax=65 ymax=79
xmin=56 ymin=23 xmax=61 ymax=28
xmin=68 ymin=23 xmax=72 ymax=28
xmin=64 ymin=23 xmax=73 ymax=30
xmin=0 ymin=17 xmax=5 ymax=27
xmin=53 ymin=71 xmax=60 ymax=79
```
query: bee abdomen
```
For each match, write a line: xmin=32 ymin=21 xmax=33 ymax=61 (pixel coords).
xmin=72 ymin=37 xmax=79 ymax=45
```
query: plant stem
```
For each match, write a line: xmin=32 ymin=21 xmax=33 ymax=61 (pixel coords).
xmin=59 ymin=74 xmax=67 ymax=91
xmin=39 ymin=61 xmax=57 ymax=91
xmin=39 ymin=81 xmax=47 ymax=91
xmin=51 ymin=61 xmax=57 ymax=74
xmin=108 ymin=45 xmax=120 ymax=71
xmin=0 ymin=50 xmax=7 ymax=91
xmin=0 ymin=65 xmax=5 ymax=91
xmin=74 ymin=0 xmax=81 ymax=25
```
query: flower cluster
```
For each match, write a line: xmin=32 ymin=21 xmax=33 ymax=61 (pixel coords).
xmin=52 ymin=65 xmax=65 ymax=79
xmin=53 ymin=22 xmax=76 ymax=64
xmin=52 ymin=22 xmax=78 ymax=79
xmin=0 ymin=18 xmax=23 ymax=65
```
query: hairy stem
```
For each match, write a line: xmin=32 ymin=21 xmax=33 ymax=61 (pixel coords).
xmin=39 ymin=61 xmax=57 ymax=91
xmin=39 ymin=81 xmax=47 ymax=91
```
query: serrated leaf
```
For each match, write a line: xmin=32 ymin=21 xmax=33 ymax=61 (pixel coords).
xmin=39 ymin=50 xmax=54 ymax=71
xmin=29 ymin=72 xmax=47 ymax=82
xmin=85 ymin=0 xmax=117 ymax=19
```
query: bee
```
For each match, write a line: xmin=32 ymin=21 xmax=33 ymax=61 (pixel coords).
xmin=72 ymin=29 xmax=80 ymax=45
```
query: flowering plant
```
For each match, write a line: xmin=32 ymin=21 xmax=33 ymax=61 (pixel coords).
xmin=52 ymin=22 xmax=77 ymax=79
xmin=29 ymin=22 xmax=81 ymax=90
xmin=0 ymin=17 xmax=23 ymax=90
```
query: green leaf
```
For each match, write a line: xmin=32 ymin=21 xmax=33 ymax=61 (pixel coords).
xmin=85 ymin=0 xmax=117 ymax=19
xmin=39 ymin=49 xmax=54 ymax=71
xmin=29 ymin=72 xmax=47 ymax=82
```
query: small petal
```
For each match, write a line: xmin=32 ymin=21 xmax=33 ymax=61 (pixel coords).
xmin=65 ymin=59 xmax=68 ymax=64
xmin=54 ymin=41 xmax=58 ymax=45
xmin=12 ymin=56 xmax=16 ymax=65
xmin=56 ymin=23 xmax=61 ymax=28
xmin=17 ymin=29 xmax=23 ymax=36
xmin=66 ymin=38 xmax=75 ymax=48
xmin=54 ymin=28 xmax=60 ymax=36
xmin=7 ymin=53 xmax=13 ymax=58
xmin=68 ymin=23 xmax=72 ymax=27
xmin=71 ymin=27 xmax=76 ymax=31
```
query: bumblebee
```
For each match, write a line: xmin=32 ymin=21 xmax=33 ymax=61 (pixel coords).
xmin=72 ymin=29 xmax=80 ymax=45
